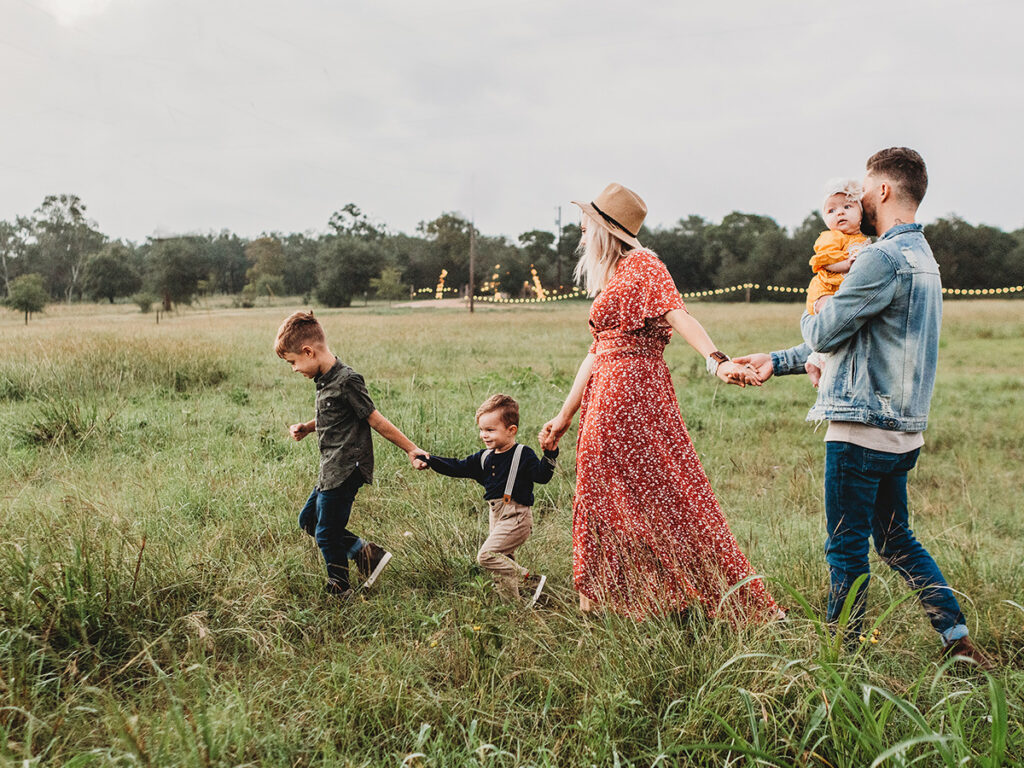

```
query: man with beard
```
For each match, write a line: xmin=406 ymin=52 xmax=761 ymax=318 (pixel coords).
xmin=735 ymin=148 xmax=992 ymax=668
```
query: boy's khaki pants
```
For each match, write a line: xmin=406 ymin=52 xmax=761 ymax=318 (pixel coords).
xmin=477 ymin=499 xmax=533 ymax=601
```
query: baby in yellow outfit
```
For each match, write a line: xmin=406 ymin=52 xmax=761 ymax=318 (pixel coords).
xmin=806 ymin=178 xmax=871 ymax=314
xmin=805 ymin=178 xmax=871 ymax=384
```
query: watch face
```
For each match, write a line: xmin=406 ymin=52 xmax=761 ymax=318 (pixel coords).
xmin=711 ymin=351 xmax=729 ymax=363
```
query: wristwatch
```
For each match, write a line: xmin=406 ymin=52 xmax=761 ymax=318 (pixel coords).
xmin=706 ymin=350 xmax=730 ymax=375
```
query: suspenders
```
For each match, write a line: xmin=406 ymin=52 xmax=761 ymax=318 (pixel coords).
xmin=480 ymin=443 xmax=525 ymax=503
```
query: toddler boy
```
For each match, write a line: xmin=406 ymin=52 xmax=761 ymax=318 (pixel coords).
xmin=421 ymin=394 xmax=557 ymax=607
xmin=276 ymin=311 xmax=426 ymax=599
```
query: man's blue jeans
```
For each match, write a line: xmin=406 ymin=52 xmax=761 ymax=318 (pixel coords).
xmin=824 ymin=441 xmax=967 ymax=643
xmin=299 ymin=472 xmax=365 ymax=590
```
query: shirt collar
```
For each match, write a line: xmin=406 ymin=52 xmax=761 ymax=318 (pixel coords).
xmin=314 ymin=357 xmax=342 ymax=388
xmin=879 ymin=222 xmax=923 ymax=240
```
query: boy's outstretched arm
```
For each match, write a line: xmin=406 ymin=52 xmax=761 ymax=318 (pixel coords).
xmin=530 ymin=447 xmax=559 ymax=484
xmin=366 ymin=410 xmax=427 ymax=469
xmin=423 ymin=453 xmax=484 ymax=479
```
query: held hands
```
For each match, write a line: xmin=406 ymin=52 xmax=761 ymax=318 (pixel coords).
xmin=289 ymin=421 xmax=315 ymax=441
xmin=409 ymin=449 xmax=429 ymax=470
xmin=716 ymin=360 xmax=762 ymax=388
xmin=730 ymin=353 xmax=774 ymax=384
xmin=538 ymin=413 xmax=572 ymax=452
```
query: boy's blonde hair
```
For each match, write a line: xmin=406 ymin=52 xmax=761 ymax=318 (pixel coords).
xmin=821 ymin=177 xmax=863 ymax=213
xmin=476 ymin=394 xmax=519 ymax=428
xmin=275 ymin=311 xmax=326 ymax=356
xmin=573 ymin=213 xmax=631 ymax=297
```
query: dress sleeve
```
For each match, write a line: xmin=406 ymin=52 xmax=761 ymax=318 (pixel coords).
xmin=809 ymin=231 xmax=849 ymax=273
xmin=618 ymin=252 xmax=686 ymax=333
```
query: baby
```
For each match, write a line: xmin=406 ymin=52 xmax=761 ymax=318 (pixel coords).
xmin=805 ymin=178 xmax=871 ymax=385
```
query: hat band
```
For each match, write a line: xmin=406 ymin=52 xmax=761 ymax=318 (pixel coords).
xmin=591 ymin=201 xmax=639 ymax=239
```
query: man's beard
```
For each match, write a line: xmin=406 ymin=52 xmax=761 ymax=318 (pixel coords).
xmin=861 ymin=203 xmax=878 ymax=237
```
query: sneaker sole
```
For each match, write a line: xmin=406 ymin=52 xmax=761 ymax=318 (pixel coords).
xmin=528 ymin=574 xmax=547 ymax=608
xmin=361 ymin=551 xmax=392 ymax=589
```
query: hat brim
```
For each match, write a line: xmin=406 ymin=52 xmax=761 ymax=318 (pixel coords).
xmin=572 ymin=200 xmax=642 ymax=250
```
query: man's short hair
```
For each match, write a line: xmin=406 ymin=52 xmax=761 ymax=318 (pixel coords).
xmin=476 ymin=393 xmax=519 ymax=428
xmin=866 ymin=147 xmax=928 ymax=205
xmin=275 ymin=311 xmax=326 ymax=356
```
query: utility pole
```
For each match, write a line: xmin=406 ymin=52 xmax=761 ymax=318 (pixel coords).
xmin=555 ymin=205 xmax=562 ymax=290
xmin=468 ymin=218 xmax=475 ymax=313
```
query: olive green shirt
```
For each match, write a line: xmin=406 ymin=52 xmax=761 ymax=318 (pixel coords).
xmin=314 ymin=358 xmax=376 ymax=490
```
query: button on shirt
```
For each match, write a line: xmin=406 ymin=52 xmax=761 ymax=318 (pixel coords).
xmin=426 ymin=445 xmax=558 ymax=507
xmin=314 ymin=358 xmax=376 ymax=490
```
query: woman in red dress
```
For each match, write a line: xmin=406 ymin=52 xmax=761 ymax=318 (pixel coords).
xmin=539 ymin=183 xmax=781 ymax=623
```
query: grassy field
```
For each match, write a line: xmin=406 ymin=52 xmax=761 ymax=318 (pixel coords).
xmin=1 ymin=298 xmax=1022 ymax=767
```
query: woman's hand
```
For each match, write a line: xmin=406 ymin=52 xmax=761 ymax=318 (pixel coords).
xmin=539 ymin=413 xmax=572 ymax=451
xmin=716 ymin=361 xmax=762 ymax=388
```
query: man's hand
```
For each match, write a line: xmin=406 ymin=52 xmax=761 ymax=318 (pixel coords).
xmin=812 ymin=295 xmax=832 ymax=314
xmin=408 ymin=449 xmax=429 ymax=470
xmin=289 ymin=421 xmax=315 ymax=441
xmin=731 ymin=353 xmax=774 ymax=383
xmin=804 ymin=361 xmax=822 ymax=388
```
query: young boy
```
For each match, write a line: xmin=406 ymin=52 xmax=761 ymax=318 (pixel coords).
xmin=805 ymin=178 xmax=871 ymax=386
xmin=420 ymin=394 xmax=557 ymax=607
xmin=276 ymin=311 xmax=426 ymax=599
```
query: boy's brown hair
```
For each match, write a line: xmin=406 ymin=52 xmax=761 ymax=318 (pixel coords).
xmin=866 ymin=147 xmax=928 ymax=205
xmin=275 ymin=311 xmax=327 ymax=356
xmin=476 ymin=394 xmax=519 ymax=428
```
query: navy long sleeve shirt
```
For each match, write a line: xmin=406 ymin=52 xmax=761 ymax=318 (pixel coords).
xmin=426 ymin=445 xmax=558 ymax=507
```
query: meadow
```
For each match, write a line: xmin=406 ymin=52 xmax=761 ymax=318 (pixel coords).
xmin=0 ymin=298 xmax=1021 ymax=767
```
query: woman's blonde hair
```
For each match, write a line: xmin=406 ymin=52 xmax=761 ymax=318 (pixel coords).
xmin=573 ymin=213 xmax=631 ymax=296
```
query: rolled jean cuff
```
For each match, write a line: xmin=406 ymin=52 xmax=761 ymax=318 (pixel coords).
xmin=346 ymin=538 xmax=365 ymax=559
xmin=940 ymin=624 xmax=969 ymax=645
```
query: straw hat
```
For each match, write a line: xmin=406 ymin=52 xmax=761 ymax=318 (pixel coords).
xmin=572 ymin=182 xmax=645 ymax=250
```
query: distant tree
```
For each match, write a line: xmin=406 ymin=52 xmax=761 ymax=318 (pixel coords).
xmin=369 ymin=266 xmax=408 ymax=305
xmin=417 ymin=213 xmax=474 ymax=288
xmin=925 ymin=217 xmax=1022 ymax=289
xmin=645 ymin=216 xmax=713 ymax=293
xmin=82 ymin=242 xmax=142 ymax=303
xmin=556 ymin=223 xmax=582 ymax=292
xmin=317 ymin=237 xmax=388 ymax=307
xmin=32 ymin=194 xmax=105 ymax=301
xmin=328 ymin=203 xmax=387 ymax=240
xmin=6 ymin=273 xmax=48 ymax=323
xmin=704 ymin=212 xmax=785 ymax=297
xmin=147 ymin=237 xmax=208 ymax=310
xmin=244 ymin=236 xmax=286 ymax=298
xmin=204 ymin=232 xmax=248 ymax=294
xmin=518 ymin=230 xmax=557 ymax=289
xmin=281 ymin=233 xmax=320 ymax=296
xmin=0 ymin=217 xmax=32 ymax=298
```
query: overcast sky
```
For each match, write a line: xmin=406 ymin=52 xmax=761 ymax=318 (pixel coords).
xmin=2 ymin=0 xmax=1022 ymax=242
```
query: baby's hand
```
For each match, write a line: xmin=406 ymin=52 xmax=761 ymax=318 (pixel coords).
xmin=804 ymin=362 xmax=822 ymax=388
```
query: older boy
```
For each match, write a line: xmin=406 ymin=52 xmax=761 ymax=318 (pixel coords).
xmin=276 ymin=311 xmax=426 ymax=599
xmin=421 ymin=394 xmax=557 ymax=607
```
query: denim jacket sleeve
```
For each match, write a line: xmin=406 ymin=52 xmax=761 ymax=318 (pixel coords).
xmin=799 ymin=247 xmax=898 ymax=354
xmin=770 ymin=342 xmax=811 ymax=376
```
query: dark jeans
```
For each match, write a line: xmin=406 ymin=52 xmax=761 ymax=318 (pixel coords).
xmin=299 ymin=472 xmax=365 ymax=590
xmin=824 ymin=441 xmax=966 ymax=640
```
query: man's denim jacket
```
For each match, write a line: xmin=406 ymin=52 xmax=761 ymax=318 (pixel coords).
xmin=770 ymin=223 xmax=941 ymax=432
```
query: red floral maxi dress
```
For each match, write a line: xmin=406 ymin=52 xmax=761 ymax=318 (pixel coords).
xmin=573 ymin=249 xmax=780 ymax=623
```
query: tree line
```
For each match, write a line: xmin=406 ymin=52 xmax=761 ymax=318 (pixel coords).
xmin=2 ymin=194 xmax=1023 ymax=319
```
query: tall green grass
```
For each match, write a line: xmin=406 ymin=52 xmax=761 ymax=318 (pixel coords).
xmin=1 ymin=300 xmax=1021 ymax=766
